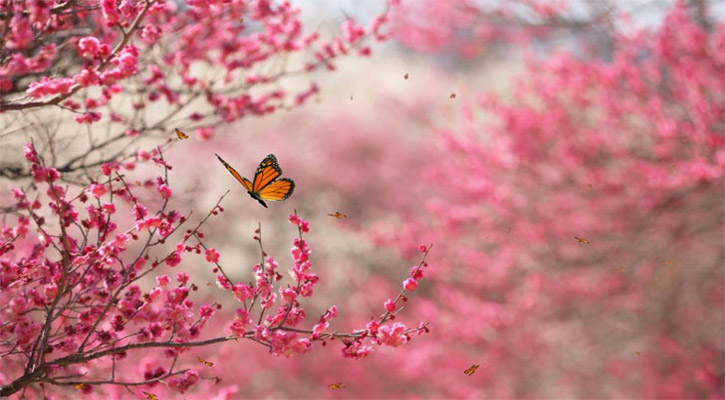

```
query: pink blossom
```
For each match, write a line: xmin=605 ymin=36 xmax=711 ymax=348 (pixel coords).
xmin=342 ymin=19 xmax=366 ymax=44
xmin=217 ymin=274 xmax=232 ymax=290
xmin=88 ymin=183 xmax=108 ymax=198
xmin=136 ymin=216 xmax=161 ymax=231
xmin=156 ymin=275 xmax=171 ymax=287
xmin=385 ymin=299 xmax=396 ymax=312
xmin=31 ymin=165 xmax=60 ymax=183
xmin=9 ymin=297 xmax=28 ymax=315
xmin=168 ymin=369 xmax=200 ymax=394
xmin=137 ymin=150 xmax=151 ymax=161
xmin=43 ymin=283 xmax=58 ymax=302
xmin=176 ymin=272 xmax=190 ymax=285
xmin=281 ymin=287 xmax=298 ymax=304
xmin=100 ymin=162 xmax=117 ymax=176
xmin=12 ymin=188 xmax=25 ymax=199
xmin=165 ymin=253 xmax=181 ymax=267
xmin=291 ymin=338 xmax=312 ymax=355
xmin=0 ymin=78 xmax=13 ymax=92
xmin=27 ymin=77 xmax=74 ymax=98
xmin=23 ymin=142 xmax=38 ymax=162
xmin=403 ymin=278 xmax=419 ymax=291
xmin=233 ymin=283 xmax=254 ymax=302
xmin=7 ymin=13 xmax=32 ymax=50
xmin=341 ymin=340 xmax=373 ymax=359
xmin=205 ymin=248 xmax=220 ymax=263
xmin=100 ymin=0 xmax=120 ymax=26
xmin=157 ymin=183 xmax=172 ymax=199
xmin=229 ymin=308 xmax=251 ymax=336
xmin=288 ymin=214 xmax=310 ymax=232
xmin=140 ymin=25 xmax=162 ymax=44
xmin=311 ymin=321 xmax=328 ymax=338
xmin=75 ymin=111 xmax=102 ymax=124
xmin=376 ymin=323 xmax=408 ymax=347
xmin=77 ymin=36 xmax=109 ymax=59
xmin=74 ymin=68 xmax=100 ymax=86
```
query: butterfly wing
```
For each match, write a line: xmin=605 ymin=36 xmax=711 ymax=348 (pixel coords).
xmin=216 ymin=153 xmax=253 ymax=191
xmin=252 ymin=154 xmax=282 ymax=193
xmin=256 ymin=178 xmax=294 ymax=202
xmin=175 ymin=128 xmax=189 ymax=140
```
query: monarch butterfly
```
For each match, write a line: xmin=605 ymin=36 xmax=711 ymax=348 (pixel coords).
xmin=197 ymin=356 xmax=214 ymax=367
xmin=463 ymin=364 xmax=479 ymax=376
xmin=328 ymin=382 xmax=345 ymax=390
xmin=574 ymin=236 xmax=590 ymax=244
xmin=328 ymin=212 xmax=347 ymax=219
xmin=175 ymin=128 xmax=189 ymax=140
xmin=216 ymin=153 xmax=295 ymax=208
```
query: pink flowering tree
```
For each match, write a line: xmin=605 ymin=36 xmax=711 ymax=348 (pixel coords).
xmin=0 ymin=143 xmax=431 ymax=398
xmin=0 ymin=0 xmax=391 ymax=180
xmin=214 ymin=1 xmax=720 ymax=397
xmin=0 ymin=0 xmax=435 ymax=398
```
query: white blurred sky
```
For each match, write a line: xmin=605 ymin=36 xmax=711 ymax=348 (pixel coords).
xmin=292 ymin=0 xmax=724 ymax=29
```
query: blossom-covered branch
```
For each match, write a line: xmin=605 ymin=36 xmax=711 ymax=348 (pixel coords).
xmin=0 ymin=142 xmax=431 ymax=397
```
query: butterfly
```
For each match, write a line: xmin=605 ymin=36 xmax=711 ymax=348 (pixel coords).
xmin=197 ymin=356 xmax=214 ymax=367
xmin=216 ymin=153 xmax=295 ymax=208
xmin=175 ymin=128 xmax=189 ymax=140
xmin=143 ymin=392 xmax=159 ymax=400
xmin=328 ymin=212 xmax=347 ymax=219
xmin=463 ymin=364 xmax=479 ymax=376
xmin=574 ymin=236 xmax=590 ymax=244
xmin=328 ymin=382 xmax=345 ymax=390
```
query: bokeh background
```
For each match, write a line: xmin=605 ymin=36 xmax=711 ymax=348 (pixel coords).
xmin=1 ymin=0 xmax=723 ymax=398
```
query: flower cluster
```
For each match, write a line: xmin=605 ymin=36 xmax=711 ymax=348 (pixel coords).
xmin=0 ymin=144 xmax=431 ymax=397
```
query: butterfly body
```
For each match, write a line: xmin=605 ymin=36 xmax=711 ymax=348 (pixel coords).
xmin=464 ymin=364 xmax=479 ymax=376
xmin=175 ymin=128 xmax=189 ymax=140
xmin=216 ymin=153 xmax=295 ymax=208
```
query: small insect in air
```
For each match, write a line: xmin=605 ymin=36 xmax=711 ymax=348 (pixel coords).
xmin=197 ymin=356 xmax=214 ymax=367
xmin=216 ymin=153 xmax=295 ymax=208
xmin=328 ymin=212 xmax=347 ymax=219
xmin=174 ymin=128 xmax=189 ymax=140
xmin=574 ymin=236 xmax=590 ymax=244
xmin=463 ymin=364 xmax=479 ymax=376
xmin=404 ymin=73 xmax=409 ymax=80
xmin=328 ymin=382 xmax=345 ymax=390
xmin=143 ymin=392 xmax=159 ymax=400
xmin=449 ymin=93 xmax=456 ymax=99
